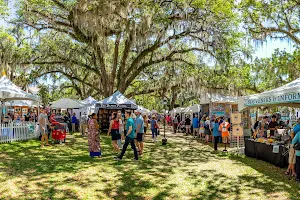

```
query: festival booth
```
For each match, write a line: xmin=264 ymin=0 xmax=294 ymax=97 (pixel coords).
xmin=0 ymin=76 xmax=40 ymax=143
xmin=80 ymin=96 xmax=101 ymax=115
xmin=96 ymin=91 xmax=137 ymax=131
xmin=199 ymin=93 xmax=238 ymax=119
xmin=183 ymin=104 xmax=201 ymax=117
xmin=238 ymin=78 xmax=300 ymax=168
xmin=50 ymin=98 xmax=87 ymax=132
xmin=137 ymin=105 xmax=151 ymax=115
xmin=50 ymin=98 xmax=87 ymax=118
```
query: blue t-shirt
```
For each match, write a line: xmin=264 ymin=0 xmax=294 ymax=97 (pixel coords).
xmin=71 ymin=116 xmax=77 ymax=123
xmin=192 ymin=118 xmax=199 ymax=128
xmin=135 ymin=115 xmax=144 ymax=133
xmin=151 ymin=119 xmax=157 ymax=129
xmin=126 ymin=118 xmax=136 ymax=138
xmin=293 ymin=124 xmax=300 ymax=135
xmin=213 ymin=122 xmax=221 ymax=137
xmin=291 ymin=130 xmax=300 ymax=156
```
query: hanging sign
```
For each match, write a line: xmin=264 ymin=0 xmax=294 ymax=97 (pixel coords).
xmin=245 ymin=93 xmax=300 ymax=106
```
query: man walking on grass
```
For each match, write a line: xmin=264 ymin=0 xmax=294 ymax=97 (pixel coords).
xmin=135 ymin=109 xmax=145 ymax=155
xmin=80 ymin=112 xmax=88 ymax=136
xmin=71 ymin=113 xmax=77 ymax=133
xmin=115 ymin=110 xmax=138 ymax=161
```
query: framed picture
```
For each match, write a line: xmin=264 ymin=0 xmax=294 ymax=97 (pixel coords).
xmin=232 ymin=125 xmax=243 ymax=136
xmin=231 ymin=113 xmax=242 ymax=124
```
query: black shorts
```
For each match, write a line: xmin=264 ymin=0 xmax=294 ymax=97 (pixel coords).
xmin=111 ymin=129 xmax=120 ymax=140
xmin=144 ymin=127 xmax=147 ymax=133
xmin=136 ymin=133 xmax=144 ymax=142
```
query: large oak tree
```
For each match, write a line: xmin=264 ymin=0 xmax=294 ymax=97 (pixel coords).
xmin=19 ymin=0 xmax=241 ymax=97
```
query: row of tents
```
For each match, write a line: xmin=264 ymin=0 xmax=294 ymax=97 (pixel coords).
xmin=50 ymin=91 xmax=151 ymax=115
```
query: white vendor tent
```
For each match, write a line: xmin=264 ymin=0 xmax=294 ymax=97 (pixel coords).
xmin=137 ymin=105 xmax=151 ymax=114
xmin=83 ymin=96 xmax=101 ymax=106
xmin=98 ymin=91 xmax=137 ymax=109
xmin=200 ymin=93 xmax=237 ymax=104
xmin=50 ymin=98 xmax=87 ymax=109
xmin=239 ymin=78 xmax=300 ymax=111
xmin=184 ymin=104 xmax=201 ymax=114
xmin=0 ymin=76 xmax=40 ymax=102
xmin=80 ymin=96 xmax=101 ymax=115
xmin=4 ymin=100 xmax=39 ymax=107
xmin=174 ymin=107 xmax=185 ymax=113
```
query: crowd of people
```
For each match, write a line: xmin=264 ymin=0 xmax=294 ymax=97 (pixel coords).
xmin=168 ymin=113 xmax=230 ymax=151
xmin=35 ymin=108 xmax=300 ymax=183
xmin=87 ymin=109 xmax=160 ymax=160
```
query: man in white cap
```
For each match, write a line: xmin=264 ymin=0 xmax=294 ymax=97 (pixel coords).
xmin=80 ymin=112 xmax=89 ymax=136
xmin=135 ymin=109 xmax=145 ymax=155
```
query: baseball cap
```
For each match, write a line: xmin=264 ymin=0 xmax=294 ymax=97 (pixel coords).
xmin=136 ymin=109 xmax=143 ymax=113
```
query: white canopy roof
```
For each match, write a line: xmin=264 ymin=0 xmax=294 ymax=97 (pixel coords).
xmin=83 ymin=96 xmax=101 ymax=105
xmin=174 ymin=107 xmax=185 ymax=113
xmin=4 ymin=100 xmax=39 ymax=107
xmin=50 ymin=98 xmax=87 ymax=109
xmin=0 ymin=76 xmax=40 ymax=102
xmin=239 ymin=78 xmax=300 ymax=111
xmin=102 ymin=91 xmax=136 ymax=105
xmin=99 ymin=91 xmax=137 ymax=109
xmin=200 ymin=93 xmax=237 ymax=105
xmin=184 ymin=104 xmax=201 ymax=114
xmin=137 ymin=105 xmax=150 ymax=114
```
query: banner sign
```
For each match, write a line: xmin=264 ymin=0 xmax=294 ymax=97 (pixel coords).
xmin=245 ymin=93 xmax=300 ymax=106
xmin=97 ymin=104 xmax=137 ymax=110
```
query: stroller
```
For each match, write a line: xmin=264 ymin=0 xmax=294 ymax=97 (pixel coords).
xmin=51 ymin=121 xmax=69 ymax=144
xmin=177 ymin=120 xmax=186 ymax=133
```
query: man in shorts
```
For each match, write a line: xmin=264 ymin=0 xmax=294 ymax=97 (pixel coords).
xmin=135 ymin=109 xmax=144 ymax=155
xmin=39 ymin=108 xmax=50 ymax=148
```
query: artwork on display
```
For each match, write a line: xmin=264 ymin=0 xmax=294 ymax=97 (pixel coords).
xmin=231 ymin=113 xmax=242 ymax=124
xmin=211 ymin=103 xmax=225 ymax=111
xmin=14 ymin=107 xmax=21 ymax=113
xmin=211 ymin=111 xmax=225 ymax=117
xmin=232 ymin=104 xmax=238 ymax=112
xmin=225 ymin=104 xmax=231 ymax=118
xmin=22 ymin=108 xmax=28 ymax=114
xmin=232 ymin=125 xmax=243 ymax=136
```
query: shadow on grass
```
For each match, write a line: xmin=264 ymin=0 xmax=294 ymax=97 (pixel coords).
xmin=1 ymin=132 xmax=299 ymax=199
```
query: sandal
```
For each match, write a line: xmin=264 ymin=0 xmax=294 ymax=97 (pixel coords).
xmin=284 ymin=171 xmax=290 ymax=176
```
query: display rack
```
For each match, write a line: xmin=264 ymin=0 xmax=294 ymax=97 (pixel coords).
xmin=98 ymin=109 xmax=119 ymax=131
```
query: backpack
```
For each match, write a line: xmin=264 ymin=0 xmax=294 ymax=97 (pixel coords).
xmin=204 ymin=123 xmax=209 ymax=130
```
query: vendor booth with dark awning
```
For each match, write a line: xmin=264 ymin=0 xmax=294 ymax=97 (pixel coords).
xmin=96 ymin=91 xmax=137 ymax=131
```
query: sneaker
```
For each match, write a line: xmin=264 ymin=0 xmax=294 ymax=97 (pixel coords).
xmin=132 ymin=158 xmax=138 ymax=162
xmin=114 ymin=157 xmax=122 ymax=161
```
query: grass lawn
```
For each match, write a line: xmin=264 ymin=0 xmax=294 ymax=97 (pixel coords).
xmin=0 ymin=131 xmax=299 ymax=200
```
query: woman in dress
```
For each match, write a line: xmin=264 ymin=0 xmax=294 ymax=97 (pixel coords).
xmin=88 ymin=113 xmax=101 ymax=158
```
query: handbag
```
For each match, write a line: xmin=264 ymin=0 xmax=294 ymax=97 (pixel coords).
xmin=294 ymin=142 xmax=300 ymax=151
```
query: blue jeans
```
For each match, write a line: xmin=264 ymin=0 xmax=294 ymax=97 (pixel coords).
xmin=151 ymin=128 xmax=157 ymax=138
xmin=118 ymin=136 xmax=138 ymax=160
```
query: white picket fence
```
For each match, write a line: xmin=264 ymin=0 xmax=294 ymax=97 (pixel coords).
xmin=0 ymin=122 xmax=37 ymax=143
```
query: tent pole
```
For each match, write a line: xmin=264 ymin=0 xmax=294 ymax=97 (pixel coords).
xmin=37 ymin=102 xmax=40 ymax=123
